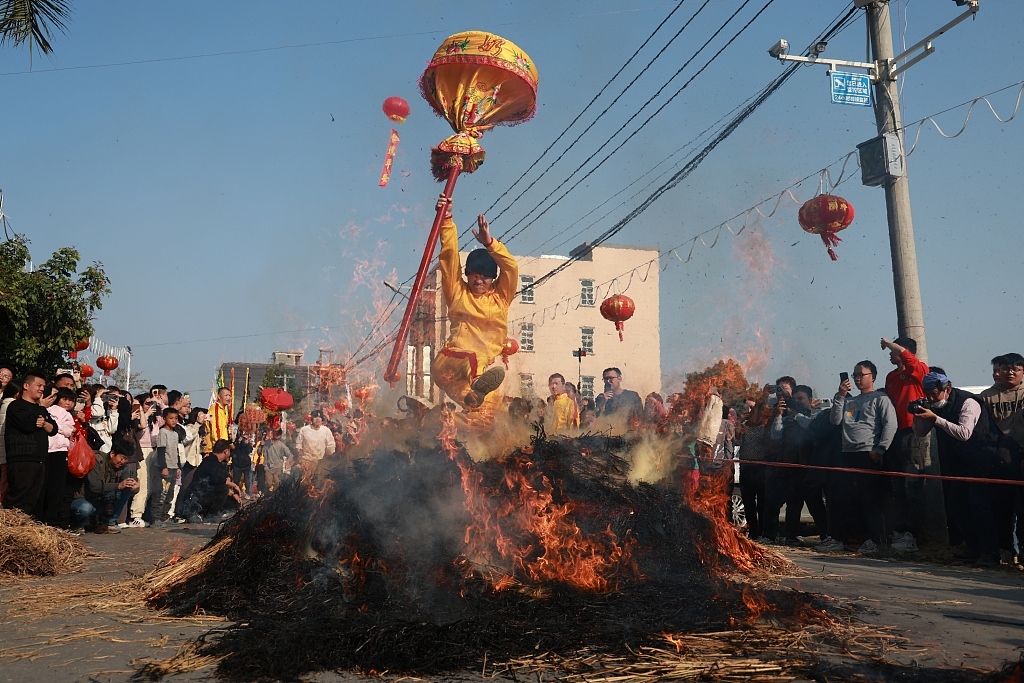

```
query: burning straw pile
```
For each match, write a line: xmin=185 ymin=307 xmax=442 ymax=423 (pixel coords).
xmin=0 ymin=508 xmax=87 ymax=577
xmin=140 ymin=424 xmax=814 ymax=681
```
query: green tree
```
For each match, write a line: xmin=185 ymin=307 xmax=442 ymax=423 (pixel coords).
xmin=260 ymin=363 xmax=305 ymax=406
xmin=0 ymin=0 xmax=72 ymax=57
xmin=0 ymin=234 xmax=110 ymax=374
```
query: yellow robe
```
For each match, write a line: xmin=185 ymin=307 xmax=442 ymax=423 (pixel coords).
xmin=205 ymin=403 xmax=232 ymax=453
xmin=549 ymin=393 xmax=579 ymax=433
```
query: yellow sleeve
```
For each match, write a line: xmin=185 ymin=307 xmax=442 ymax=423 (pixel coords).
xmin=488 ymin=238 xmax=519 ymax=305
xmin=438 ymin=217 xmax=463 ymax=306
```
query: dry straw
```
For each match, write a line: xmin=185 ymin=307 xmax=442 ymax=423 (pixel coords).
xmin=0 ymin=508 xmax=87 ymax=577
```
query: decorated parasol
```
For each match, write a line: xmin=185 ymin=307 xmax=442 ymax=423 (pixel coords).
xmin=383 ymin=31 xmax=539 ymax=387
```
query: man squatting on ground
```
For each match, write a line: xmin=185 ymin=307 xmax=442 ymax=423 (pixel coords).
xmin=431 ymin=195 xmax=517 ymax=417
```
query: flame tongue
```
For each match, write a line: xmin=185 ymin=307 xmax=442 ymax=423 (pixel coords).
xmin=438 ymin=409 xmax=638 ymax=592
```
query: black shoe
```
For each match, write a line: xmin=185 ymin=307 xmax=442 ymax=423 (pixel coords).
xmin=469 ymin=367 xmax=505 ymax=403
xmin=972 ymin=555 xmax=999 ymax=569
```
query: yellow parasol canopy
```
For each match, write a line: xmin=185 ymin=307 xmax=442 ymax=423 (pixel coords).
xmin=420 ymin=31 xmax=539 ymax=180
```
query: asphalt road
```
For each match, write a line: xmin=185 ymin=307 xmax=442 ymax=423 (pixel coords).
xmin=1 ymin=526 xmax=1022 ymax=682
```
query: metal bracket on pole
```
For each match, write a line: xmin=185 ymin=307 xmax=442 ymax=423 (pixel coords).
xmin=889 ymin=1 xmax=979 ymax=79
xmin=775 ymin=53 xmax=879 ymax=81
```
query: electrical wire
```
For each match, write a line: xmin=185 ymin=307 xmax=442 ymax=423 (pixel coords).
xmin=467 ymin=0 xmax=692 ymax=238
xmin=497 ymin=0 xmax=771 ymax=245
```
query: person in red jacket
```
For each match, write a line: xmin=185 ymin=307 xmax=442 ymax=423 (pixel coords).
xmin=881 ymin=336 xmax=929 ymax=553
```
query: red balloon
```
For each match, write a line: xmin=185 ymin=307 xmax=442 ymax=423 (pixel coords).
xmin=382 ymin=96 xmax=411 ymax=123
xmin=334 ymin=400 xmax=348 ymax=413
xmin=79 ymin=363 xmax=95 ymax=379
xmin=798 ymin=194 xmax=854 ymax=261
xmin=600 ymin=294 xmax=636 ymax=342
xmin=96 ymin=355 xmax=119 ymax=376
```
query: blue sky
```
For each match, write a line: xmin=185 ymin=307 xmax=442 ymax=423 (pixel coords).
xmin=1 ymin=0 xmax=1020 ymax=398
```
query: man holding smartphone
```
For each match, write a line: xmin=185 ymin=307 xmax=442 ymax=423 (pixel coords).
xmin=830 ymin=361 xmax=898 ymax=555
xmin=595 ymin=368 xmax=643 ymax=429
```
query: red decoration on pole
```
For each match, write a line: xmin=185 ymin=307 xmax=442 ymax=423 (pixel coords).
xmin=600 ymin=294 xmax=636 ymax=342
xmin=379 ymin=128 xmax=401 ymax=187
xmin=382 ymin=96 xmax=411 ymax=123
xmin=798 ymin=194 xmax=855 ymax=261
xmin=69 ymin=338 xmax=89 ymax=359
xmin=96 ymin=355 xmax=119 ymax=376
xmin=259 ymin=387 xmax=294 ymax=412
xmin=501 ymin=337 xmax=519 ymax=370
xmin=79 ymin=363 xmax=95 ymax=379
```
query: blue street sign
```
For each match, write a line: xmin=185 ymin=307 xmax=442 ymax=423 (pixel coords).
xmin=831 ymin=71 xmax=872 ymax=107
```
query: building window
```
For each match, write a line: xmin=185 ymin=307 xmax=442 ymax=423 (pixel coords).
xmin=520 ymin=373 xmax=534 ymax=395
xmin=520 ymin=322 xmax=535 ymax=352
xmin=581 ymin=376 xmax=595 ymax=400
xmin=520 ymin=275 xmax=535 ymax=304
xmin=581 ymin=327 xmax=594 ymax=355
xmin=580 ymin=279 xmax=595 ymax=307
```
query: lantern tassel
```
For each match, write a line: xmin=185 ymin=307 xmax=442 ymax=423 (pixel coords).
xmin=502 ymin=355 xmax=509 ymax=371
xmin=819 ymin=231 xmax=842 ymax=261
xmin=616 ymin=322 xmax=625 ymax=342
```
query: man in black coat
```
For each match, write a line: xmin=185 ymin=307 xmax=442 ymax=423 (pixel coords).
xmin=3 ymin=371 xmax=58 ymax=516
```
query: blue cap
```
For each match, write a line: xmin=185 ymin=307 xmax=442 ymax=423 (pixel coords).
xmin=922 ymin=372 xmax=949 ymax=390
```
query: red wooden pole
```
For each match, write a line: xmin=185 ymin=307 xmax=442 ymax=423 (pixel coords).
xmin=383 ymin=165 xmax=461 ymax=387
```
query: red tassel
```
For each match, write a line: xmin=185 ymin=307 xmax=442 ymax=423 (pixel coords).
xmin=820 ymin=231 xmax=842 ymax=261
xmin=502 ymin=355 xmax=509 ymax=370
xmin=616 ymin=322 xmax=625 ymax=342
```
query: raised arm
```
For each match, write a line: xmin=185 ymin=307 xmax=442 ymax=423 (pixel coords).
xmin=437 ymin=197 xmax=462 ymax=305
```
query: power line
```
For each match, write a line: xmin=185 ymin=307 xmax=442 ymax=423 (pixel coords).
xmin=0 ymin=6 xmax=675 ymax=77
xmin=466 ymin=0 xmax=691 ymax=240
xmin=499 ymin=0 xmax=779 ymax=247
xmin=497 ymin=0 xmax=774 ymax=246
xmin=460 ymin=0 xmax=715 ymax=246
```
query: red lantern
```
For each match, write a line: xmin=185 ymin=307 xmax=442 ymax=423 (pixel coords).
xmin=382 ymin=96 xmax=411 ymax=124
xmin=798 ymin=194 xmax=855 ymax=261
xmin=353 ymin=386 xmax=374 ymax=403
xmin=286 ymin=422 xmax=297 ymax=432
xmin=69 ymin=338 xmax=89 ymax=359
xmin=79 ymin=363 xmax=95 ymax=379
xmin=334 ymin=400 xmax=348 ymax=413
xmin=501 ymin=337 xmax=519 ymax=370
xmin=96 ymin=355 xmax=119 ymax=376
xmin=239 ymin=405 xmax=266 ymax=433
xmin=259 ymin=387 xmax=294 ymax=412
xmin=600 ymin=294 xmax=635 ymax=342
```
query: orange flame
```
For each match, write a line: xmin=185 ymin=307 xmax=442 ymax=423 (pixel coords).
xmin=438 ymin=408 xmax=639 ymax=592
xmin=741 ymin=585 xmax=771 ymax=622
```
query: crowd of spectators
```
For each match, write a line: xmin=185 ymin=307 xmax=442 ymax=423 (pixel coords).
xmin=2 ymin=341 xmax=1021 ymax=570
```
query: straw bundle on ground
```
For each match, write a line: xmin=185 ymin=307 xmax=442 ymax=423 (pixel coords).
xmin=0 ymin=508 xmax=87 ymax=577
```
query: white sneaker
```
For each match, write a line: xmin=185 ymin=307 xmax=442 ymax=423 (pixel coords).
xmin=116 ymin=522 xmax=130 ymax=529
xmin=127 ymin=518 xmax=148 ymax=528
xmin=858 ymin=539 xmax=880 ymax=556
xmin=815 ymin=537 xmax=845 ymax=552
xmin=891 ymin=532 xmax=919 ymax=552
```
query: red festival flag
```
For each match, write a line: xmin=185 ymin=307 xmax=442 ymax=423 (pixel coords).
xmin=378 ymin=129 xmax=400 ymax=187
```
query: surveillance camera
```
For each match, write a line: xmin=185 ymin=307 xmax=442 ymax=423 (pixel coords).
xmin=813 ymin=41 xmax=828 ymax=55
xmin=768 ymin=39 xmax=789 ymax=59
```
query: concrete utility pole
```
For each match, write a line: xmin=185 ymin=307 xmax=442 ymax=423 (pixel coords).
xmin=866 ymin=1 xmax=928 ymax=362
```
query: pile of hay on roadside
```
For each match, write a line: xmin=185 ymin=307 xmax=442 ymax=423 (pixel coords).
xmin=0 ymin=508 xmax=87 ymax=576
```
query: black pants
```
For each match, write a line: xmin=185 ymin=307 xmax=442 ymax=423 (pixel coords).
xmin=151 ymin=468 xmax=178 ymax=522
xmin=255 ymin=464 xmax=266 ymax=495
xmin=4 ymin=461 xmax=46 ymax=517
xmin=832 ymin=452 xmax=886 ymax=545
xmin=883 ymin=428 xmax=916 ymax=537
xmin=947 ymin=479 xmax=999 ymax=561
xmin=763 ymin=466 xmax=801 ymax=541
xmin=799 ymin=470 xmax=829 ymax=539
xmin=231 ymin=466 xmax=249 ymax=493
xmin=739 ymin=464 xmax=765 ymax=539
xmin=35 ymin=451 xmax=69 ymax=528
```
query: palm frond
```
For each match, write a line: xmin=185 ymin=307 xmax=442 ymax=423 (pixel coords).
xmin=0 ymin=0 xmax=73 ymax=56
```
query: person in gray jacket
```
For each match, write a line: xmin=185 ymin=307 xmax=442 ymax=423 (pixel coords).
xmin=830 ymin=360 xmax=898 ymax=555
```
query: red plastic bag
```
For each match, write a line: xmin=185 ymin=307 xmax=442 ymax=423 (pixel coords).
xmin=68 ymin=436 xmax=95 ymax=478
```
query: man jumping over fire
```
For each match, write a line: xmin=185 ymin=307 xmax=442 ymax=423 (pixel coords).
xmin=431 ymin=195 xmax=517 ymax=418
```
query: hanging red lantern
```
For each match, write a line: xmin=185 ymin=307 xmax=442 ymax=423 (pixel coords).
xmin=69 ymin=338 xmax=89 ymax=359
xmin=96 ymin=355 xmax=119 ymax=376
xmin=334 ymin=400 xmax=348 ymax=413
xmin=382 ymin=96 xmax=411 ymax=123
xmin=353 ymin=386 xmax=374 ymax=403
xmin=501 ymin=337 xmax=519 ymax=370
xmin=79 ymin=363 xmax=95 ymax=379
xmin=600 ymin=294 xmax=635 ymax=342
xmin=798 ymin=194 xmax=855 ymax=261
xmin=259 ymin=387 xmax=294 ymax=412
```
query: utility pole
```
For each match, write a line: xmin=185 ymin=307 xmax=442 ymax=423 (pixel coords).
xmin=770 ymin=0 xmax=979 ymax=364
xmin=866 ymin=1 xmax=927 ymax=361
